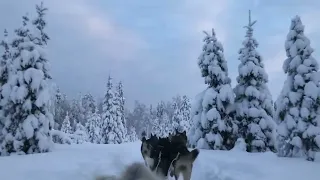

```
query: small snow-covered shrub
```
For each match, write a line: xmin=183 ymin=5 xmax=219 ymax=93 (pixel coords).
xmin=51 ymin=129 xmax=71 ymax=145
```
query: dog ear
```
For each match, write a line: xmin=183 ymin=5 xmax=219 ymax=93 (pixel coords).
xmin=190 ymin=149 xmax=199 ymax=162
xmin=182 ymin=130 xmax=186 ymax=136
xmin=150 ymin=134 xmax=157 ymax=140
xmin=142 ymin=137 xmax=146 ymax=142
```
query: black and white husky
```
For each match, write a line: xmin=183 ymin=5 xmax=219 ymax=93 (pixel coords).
xmin=140 ymin=132 xmax=199 ymax=180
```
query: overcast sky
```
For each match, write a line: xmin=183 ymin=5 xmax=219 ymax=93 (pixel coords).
xmin=1 ymin=0 xmax=320 ymax=109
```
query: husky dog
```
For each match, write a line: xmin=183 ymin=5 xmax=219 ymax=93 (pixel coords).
xmin=141 ymin=134 xmax=159 ymax=170
xmin=169 ymin=130 xmax=188 ymax=147
xmin=141 ymin=133 xmax=199 ymax=180
xmin=169 ymin=148 xmax=199 ymax=180
xmin=95 ymin=162 xmax=163 ymax=180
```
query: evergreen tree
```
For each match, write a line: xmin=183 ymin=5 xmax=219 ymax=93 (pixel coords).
xmin=81 ymin=93 xmax=96 ymax=114
xmin=61 ymin=112 xmax=72 ymax=134
xmin=151 ymin=116 xmax=161 ymax=137
xmin=100 ymin=75 xmax=119 ymax=144
xmin=158 ymin=112 xmax=172 ymax=138
xmin=114 ymin=81 xmax=127 ymax=143
xmin=127 ymin=101 xmax=148 ymax=136
xmin=180 ymin=95 xmax=192 ymax=133
xmin=73 ymin=121 xmax=88 ymax=144
xmin=172 ymin=95 xmax=192 ymax=134
xmin=172 ymin=103 xmax=183 ymax=132
xmin=1 ymin=5 xmax=54 ymax=155
xmin=127 ymin=126 xmax=138 ymax=142
xmin=234 ymin=11 xmax=276 ymax=152
xmin=0 ymin=29 xmax=11 ymax=140
xmin=54 ymin=87 xmax=70 ymax=129
xmin=172 ymin=95 xmax=183 ymax=132
xmin=275 ymin=16 xmax=320 ymax=161
xmin=85 ymin=107 xmax=101 ymax=143
xmin=69 ymin=96 xmax=85 ymax=129
xmin=189 ymin=28 xmax=236 ymax=150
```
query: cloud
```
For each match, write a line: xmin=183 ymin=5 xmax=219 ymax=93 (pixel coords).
xmin=46 ymin=0 xmax=148 ymax=62
xmin=2 ymin=0 xmax=320 ymax=109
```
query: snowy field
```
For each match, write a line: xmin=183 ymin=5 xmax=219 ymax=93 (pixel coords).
xmin=0 ymin=142 xmax=319 ymax=180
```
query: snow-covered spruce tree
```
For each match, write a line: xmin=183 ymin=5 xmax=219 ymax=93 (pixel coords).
xmin=158 ymin=112 xmax=172 ymax=138
xmin=275 ymin=16 xmax=320 ymax=161
xmin=100 ymin=75 xmax=121 ymax=144
xmin=54 ymin=88 xmax=70 ymax=129
xmin=151 ymin=109 xmax=162 ymax=137
xmin=190 ymin=28 xmax=236 ymax=150
xmin=82 ymin=93 xmax=96 ymax=115
xmin=1 ymin=6 xmax=54 ymax=155
xmin=70 ymin=94 xmax=86 ymax=128
xmin=85 ymin=107 xmax=101 ymax=143
xmin=61 ymin=112 xmax=72 ymax=134
xmin=172 ymin=96 xmax=183 ymax=132
xmin=114 ymin=81 xmax=127 ymax=142
xmin=180 ymin=95 xmax=192 ymax=133
xmin=127 ymin=126 xmax=138 ymax=142
xmin=72 ymin=121 xmax=88 ymax=144
xmin=116 ymin=82 xmax=126 ymax=126
xmin=0 ymin=29 xmax=11 ymax=140
xmin=234 ymin=11 xmax=276 ymax=152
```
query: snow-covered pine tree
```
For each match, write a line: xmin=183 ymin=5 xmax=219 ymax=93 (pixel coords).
xmin=0 ymin=29 xmax=11 ymax=140
xmin=54 ymin=87 xmax=70 ymax=129
xmin=127 ymin=101 xmax=149 ymax=136
xmin=151 ymin=116 xmax=161 ymax=137
xmin=127 ymin=126 xmax=138 ymax=142
xmin=234 ymin=11 xmax=276 ymax=152
xmin=172 ymin=95 xmax=192 ymax=134
xmin=1 ymin=6 xmax=54 ymax=155
xmin=86 ymin=107 xmax=101 ymax=143
xmin=70 ymin=94 xmax=86 ymax=128
xmin=116 ymin=82 xmax=126 ymax=125
xmin=158 ymin=112 xmax=172 ymax=138
xmin=180 ymin=95 xmax=192 ymax=133
xmin=72 ymin=121 xmax=88 ymax=144
xmin=82 ymin=93 xmax=96 ymax=114
xmin=172 ymin=96 xmax=183 ymax=132
xmin=189 ymin=28 xmax=236 ymax=150
xmin=61 ymin=112 xmax=72 ymax=134
xmin=100 ymin=75 xmax=119 ymax=144
xmin=114 ymin=81 xmax=127 ymax=143
xmin=275 ymin=16 xmax=320 ymax=161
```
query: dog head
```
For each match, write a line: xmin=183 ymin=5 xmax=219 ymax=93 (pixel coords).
xmin=141 ymin=134 xmax=158 ymax=156
xmin=141 ymin=134 xmax=159 ymax=169
xmin=170 ymin=149 xmax=199 ymax=180
xmin=170 ymin=130 xmax=188 ymax=146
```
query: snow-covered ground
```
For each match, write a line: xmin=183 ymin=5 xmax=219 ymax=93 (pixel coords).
xmin=0 ymin=142 xmax=319 ymax=180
